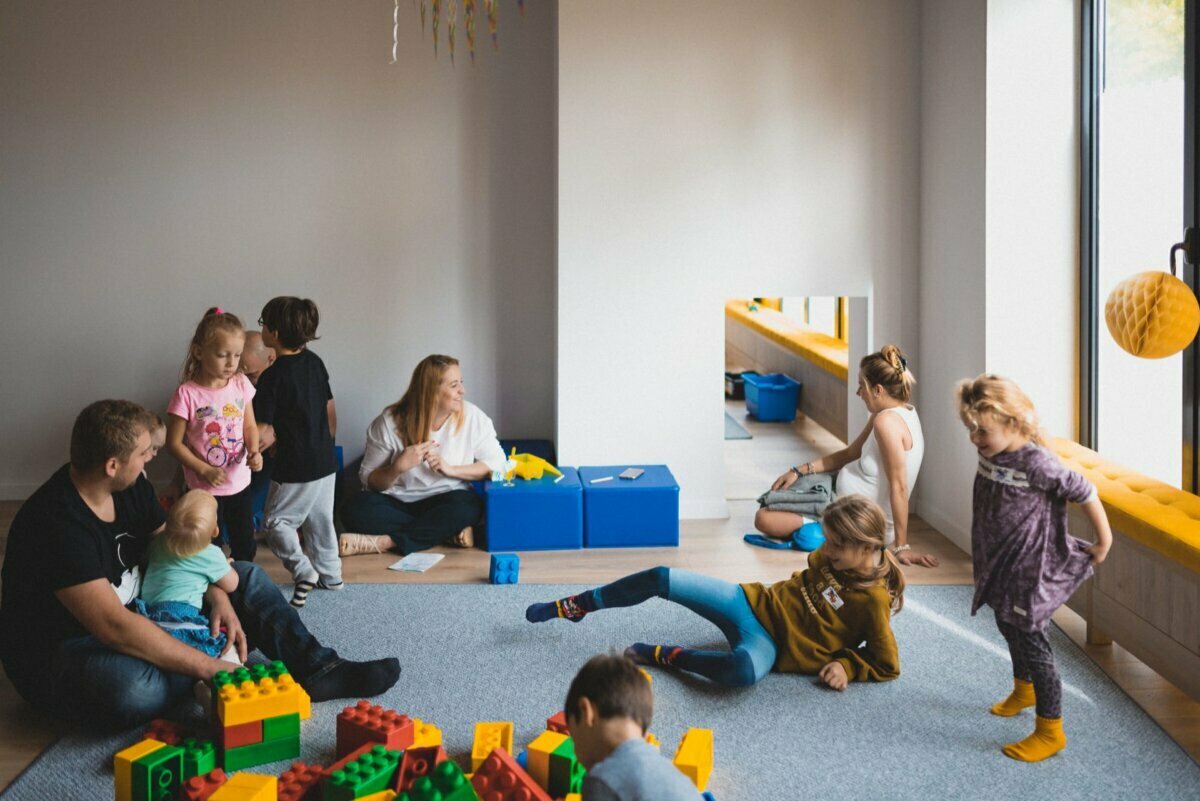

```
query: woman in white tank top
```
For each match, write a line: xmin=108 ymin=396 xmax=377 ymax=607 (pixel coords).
xmin=754 ymin=345 xmax=939 ymax=568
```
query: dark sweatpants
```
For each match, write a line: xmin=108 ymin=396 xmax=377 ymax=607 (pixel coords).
xmin=995 ymin=611 xmax=1063 ymax=718
xmin=341 ymin=489 xmax=482 ymax=554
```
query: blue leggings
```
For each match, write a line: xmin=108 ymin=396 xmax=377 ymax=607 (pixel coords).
xmin=592 ymin=567 xmax=777 ymax=687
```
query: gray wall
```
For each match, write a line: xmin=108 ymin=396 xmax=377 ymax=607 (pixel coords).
xmin=0 ymin=0 xmax=557 ymax=495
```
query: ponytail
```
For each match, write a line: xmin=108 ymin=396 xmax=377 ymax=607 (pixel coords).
xmin=181 ymin=307 xmax=245 ymax=382
xmin=860 ymin=344 xmax=915 ymax=403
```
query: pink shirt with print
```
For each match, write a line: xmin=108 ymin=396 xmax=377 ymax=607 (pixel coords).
xmin=167 ymin=373 xmax=256 ymax=495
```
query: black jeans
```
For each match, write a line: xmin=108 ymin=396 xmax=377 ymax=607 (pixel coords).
xmin=341 ymin=489 xmax=482 ymax=554
xmin=217 ymin=483 xmax=256 ymax=562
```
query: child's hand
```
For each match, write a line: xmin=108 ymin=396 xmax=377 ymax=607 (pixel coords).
xmin=247 ymin=451 xmax=263 ymax=472
xmin=771 ymin=470 xmax=799 ymax=492
xmin=202 ymin=467 xmax=226 ymax=487
xmin=1087 ymin=541 xmax=1110 ymax=565
xmin=818 ymin=661 xmax=849 ymax=691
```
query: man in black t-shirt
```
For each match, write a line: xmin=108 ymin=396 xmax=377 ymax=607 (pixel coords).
xmin=0 ymin=400 xmax=399 ymax=729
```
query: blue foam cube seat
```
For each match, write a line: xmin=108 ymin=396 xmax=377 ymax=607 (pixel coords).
xmin=579 ymin=465 xmax=679 ymax=548
xmin=483 ymin=467 xmax=583 ymax=551
xmin=489 ymin=553 xmax=520 ymax=584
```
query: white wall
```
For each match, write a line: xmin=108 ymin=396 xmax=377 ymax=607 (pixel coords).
xmin=557 ymin=0 xmax=921 ymax=518
xmin=917 ymin=0 xmax=988 ymax=549
xmin=0 ymin=0 xmax=557 ymax=496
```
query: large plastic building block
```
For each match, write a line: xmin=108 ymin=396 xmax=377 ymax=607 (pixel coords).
xmin=337 ymin=701 xmax=415 ymax=757
xmin=208 ymin=772 xmax=278 ymax=801
xmin=471 ymin=722 xmax=514 ymax=771
xmin=277 ymin=761 xmax=325 ymax=801
xmin=133 ymin=741 xmax=184 ymax=801
xmin=182 ymin=738 xmax=218 ymax=779
xmin=143 ymin=718 xmax=199 ymax=746
xmin=544 ymin=711 xmax=568 ymax=735
xmin=223 ymin=734 xmax=301 ymax=772
xmin=398 ymin=760 xmax=479 ymax=801
xmin=325 ymin=745 xmax=403 ymax=801
xmin=470 ymin=748 xmax=551 ymax=801
xmin=360 ymin=792 xmax=397 ymax=801
xmin=115 ymin=738 xmax=167 ymax=801
xmin=578 ymin=465 xmax=679 ymax=547
xmin=180 ymin=768 xmax=228 ymax=801
xmin=484 ymin=468 xmax=583 ymax=551
xmin=410 ymin=719 xmax=443 ymax=748
xmin=214 ymin=663 xmax=311 ymax=726
xmin=672 ymin=728 xmax=713 ymax=791
xmin=220 ymin=720 xmax=264 ymax=750
xmin=565 ymin=795 xmax=581 ymax=801
xmin=263 ymin=712 xmax=301 ymax=741
xmin=488 ymin=553 xmax=520 ymax=585
xmin=327 ymin=743 xmax=378 ymax=776
xmin=526 ymin=730 xmax=567 ymax=792
xmin=644 ymin=732 xmax=660 ymax=750
xmin=547 ymin=738 xmax=584 ymax=797
xmin=393 ymin=745 xmax=449 ymax=793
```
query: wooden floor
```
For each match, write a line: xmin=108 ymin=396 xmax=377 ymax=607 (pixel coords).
xmin=0 ymin=405 xmax=1194 ymax=790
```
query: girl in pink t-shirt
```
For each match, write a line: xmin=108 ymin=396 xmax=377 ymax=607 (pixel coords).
xmin=166 ymin=307 xmax=263 ymax=561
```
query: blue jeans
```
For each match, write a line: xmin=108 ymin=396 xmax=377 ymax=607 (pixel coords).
xmin=341 ymin=490 xmax=482 ymax=554
xmin=593 ymin=567 xmax=777 ymax=687
xmin=21 ymin=562 xmax=341 ymax=730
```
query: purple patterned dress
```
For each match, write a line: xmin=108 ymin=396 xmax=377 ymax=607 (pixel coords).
xmin=970 ymin=444 xmax=1097 ymax=632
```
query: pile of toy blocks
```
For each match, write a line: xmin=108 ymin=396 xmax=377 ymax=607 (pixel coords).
xmin=215 ymin=662 xmax=310 ymax=772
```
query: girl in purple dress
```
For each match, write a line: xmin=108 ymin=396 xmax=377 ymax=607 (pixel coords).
xmin=957 ymin=375 xmax=1112 ymax=763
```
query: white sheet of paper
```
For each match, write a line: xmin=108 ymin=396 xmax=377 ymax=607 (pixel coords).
xmin=388 ymin=553 xmax=446 ymax=573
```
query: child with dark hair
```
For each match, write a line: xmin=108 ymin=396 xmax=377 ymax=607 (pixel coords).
xmin=565 ymin=654 xmax=702 ymax=801
xmin=255 ymin=297 xmax=342 ymax=607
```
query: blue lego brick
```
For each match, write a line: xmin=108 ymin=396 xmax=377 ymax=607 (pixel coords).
xmin=484 ymin=467 xmax=583 ymax=551
xmin=579 ymin=465 xmax=679 ymax=548
xmin=489 ymin=553 xmax=520 ymax=584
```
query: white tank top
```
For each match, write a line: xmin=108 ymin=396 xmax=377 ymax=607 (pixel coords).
xmin=836 ymin=405 xmax=924 ymax=544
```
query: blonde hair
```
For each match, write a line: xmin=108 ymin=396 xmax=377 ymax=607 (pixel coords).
xmin=822 ymin=495 xmax=906 ymax=614
xmin=387 ymin=355 xmax=465 ymax=446
xmin=181 ymin=307 xmax=245 ymax=383
xmin=956 ymin=374 xmax=1044 ymax=446
xmin=162 ymin=490 xmax=218 ymax=559
xmin=860 ymin=344 xmax=915 ymax=403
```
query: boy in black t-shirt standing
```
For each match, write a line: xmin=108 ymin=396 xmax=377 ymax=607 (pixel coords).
xmin=255 ymin=297 xmax=343 ymax=608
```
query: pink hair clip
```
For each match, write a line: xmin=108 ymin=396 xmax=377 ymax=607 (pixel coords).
xmin=213 ymin=306 xmax=224 ymax=315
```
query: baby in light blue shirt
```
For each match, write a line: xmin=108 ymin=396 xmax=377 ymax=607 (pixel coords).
xmin=138 ymin=490 xmax=240 ymax=661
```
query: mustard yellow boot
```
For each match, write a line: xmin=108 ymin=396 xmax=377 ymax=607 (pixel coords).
xmin=1002 ymin=715 xmax=1066 ymax=762
xmin=990 ymin=677 xmax=1036 ymax=717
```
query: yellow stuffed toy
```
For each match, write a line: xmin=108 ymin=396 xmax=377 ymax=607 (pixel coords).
xmin=506 ymin=447 xmax=562 ymax=480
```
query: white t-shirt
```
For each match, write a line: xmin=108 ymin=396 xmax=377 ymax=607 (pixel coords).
xmin=836 ymin=404 xmax=924 ymax=545
xmin=358 ymin=402 xmax=507 ymax=502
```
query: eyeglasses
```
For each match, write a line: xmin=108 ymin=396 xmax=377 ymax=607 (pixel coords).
xmin=257 ymin=318 xmax=265 ymax=328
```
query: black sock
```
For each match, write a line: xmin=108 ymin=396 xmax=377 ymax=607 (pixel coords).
xmin=303 ymin=657 xmax=401 ymax=703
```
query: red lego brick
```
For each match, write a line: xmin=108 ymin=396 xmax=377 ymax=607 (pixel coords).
xmin=470 ymin=748 xmax=552 ymax=801
xmin=324 ymin=743 xmax=377 ymax=778
xmin=180 ymin=768 xmax=228 ymax=801
xmin=220 ymin=719 xmax=264 ymax=750
xmin=278 ymin=760 xmax=325 ymax=801
xmin=336 ymin=700 xmax=415 ymax=758
xmin=545 ymin=712 xmax=568 ymax=735
xmin=144 ymin=718 xmax=200 ymax=746
xmin=392 ymin=745 xmax=449 ymax=793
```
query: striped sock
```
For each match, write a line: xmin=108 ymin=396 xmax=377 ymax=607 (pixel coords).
xmin=525 ymin=593 xmax=592 ymax=623
xmin=290 ymin=579 xmax=317 ymax=608
xmin=624 ymin=643 xmax=683 ymax=666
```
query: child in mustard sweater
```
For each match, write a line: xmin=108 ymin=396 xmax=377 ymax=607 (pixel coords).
xmin=526 ymin=495 xmax=903 ymax=689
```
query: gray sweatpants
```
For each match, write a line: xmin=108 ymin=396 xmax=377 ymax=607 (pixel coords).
xmin=263 ymin=473 xmax=342 ymax=584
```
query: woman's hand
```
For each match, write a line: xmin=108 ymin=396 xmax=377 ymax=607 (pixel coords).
xmin=896 ymin=549 xmax=939 ymax=568
xmin=771 ymin=470 xmax=799 ymax=492
xmin=396 ymin=442 xmax=436 ymax=473
xmin=424 ymin=449 xmax=455 ymax=477
xmin=207 ymin=589 xmax=247 ymax=663
xmin=818 ymin=661 xmax=849 ymax=691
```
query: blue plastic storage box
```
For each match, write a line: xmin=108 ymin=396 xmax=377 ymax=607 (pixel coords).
xmin=743 ymin=373 xmax=801 ymax=422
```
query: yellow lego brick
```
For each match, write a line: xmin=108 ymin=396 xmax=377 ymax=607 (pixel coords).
xmin=672 ymin=728 xmax=713 ymax=791
xmin=114 ymin=738 xmax=167 ymax=801
xmin=645 ymin=732 xmax=660 ymax=750
xmin=216 ymin=673 xmax=310 ymax=726
xmin=527 ymin=730 xmax=568 ymax=791
xmin=471 ymin=721 xmax=515 ymax=771
xmin=565 ymin=795 xmax=582 ymax=801
xmin=359 ymin=791 xmax=397 ymax=801
xmin=209 ymin=772 xmax=278 ymax=801
xmin=410 ymin=718 xmax=443 ymax=748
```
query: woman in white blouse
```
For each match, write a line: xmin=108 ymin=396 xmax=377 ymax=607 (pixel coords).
xmin=339 ymin=355 xmax=506 ymax=556
xmin=754 ymin=345 xmax=939 ymax=568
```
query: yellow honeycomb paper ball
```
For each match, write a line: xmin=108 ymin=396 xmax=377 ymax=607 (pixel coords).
xmin=1105 ymin=270 xmax=1200 ymax=359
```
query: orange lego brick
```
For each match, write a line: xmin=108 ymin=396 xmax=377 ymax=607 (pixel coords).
xmin=526 ymin=730 xmax=567 ymax=791
xmin=336 ymin=700 xmax=415 ymax=758
xmin=143 ymin=718 xmax=199 ymax=746
xmin=470 ymin=748 xmax=551 ymax=801
xmin=545 ymin=711 xmax=568 ymax=735
xmin=672 ymin=728 xmax=713 ymax=791
xmin=180 ymin=768 xmax=229 ymax=801
xmin=219 ymin=719 xmax=263 ymax=750
xmin=471 ymin=722 xmax=514 ymax=771
xmin=278 ymin=760 xmax=325 ymax=801
xmin=209 ymin=772 xmax=277 ymax=801
xmin=393 ymin=745 xmax=449 ymax=793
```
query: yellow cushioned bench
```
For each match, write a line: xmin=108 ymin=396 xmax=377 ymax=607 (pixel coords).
xmin=724 ymin=300 xmax=849 ymax=381
xmin=1052 ymin=438 xmax=1200 ymax=700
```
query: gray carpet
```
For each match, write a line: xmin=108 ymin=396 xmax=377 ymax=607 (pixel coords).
xmin=724 ymin=411 xmax=751 ymax=440
xmin=4 ymin=584 xmax=1198 ymax=799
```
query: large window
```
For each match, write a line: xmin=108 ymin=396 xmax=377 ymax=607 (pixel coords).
xmin=1084 ymin=0 xmax=1193 ymax=487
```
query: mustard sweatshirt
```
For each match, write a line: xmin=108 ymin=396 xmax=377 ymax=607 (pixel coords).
xmin=740 ymin=549 xmax=900 ymax=682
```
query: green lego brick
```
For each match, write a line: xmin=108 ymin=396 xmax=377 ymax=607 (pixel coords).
xmin=324 ymin=745 xmax=403 ymax=801
xmin=132 ymin=743 xmax=183 ymax=801
xmin=222 ymin=734 xmax=300 ymax=772
xmin=181 ymin=738 xmax=216 ymax=780
xmin=398 ymin=760 xmax=479 ymax=801
xmin=262 ymin=712 xmax=301 ymax=741
xmin=549 ymin=737 xmax=583 ymax=798
xmin=212 ymin=660 xmax=291 ymax=691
